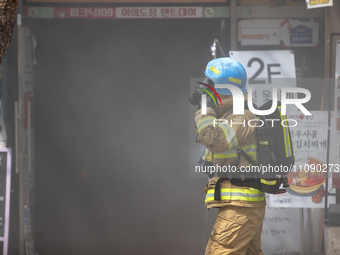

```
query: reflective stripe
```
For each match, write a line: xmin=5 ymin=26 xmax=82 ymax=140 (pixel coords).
xmin=205 ymin=188 xmax=265 ymax=202
xmin=259 ymin=140 xmax=268 ymax=145
xmin=216 ymin=122 xmax=239 ymax=149
xmin=214 ymin=150 xmax=237 ymax=159
xmin=229 ymin=77 xmax=242 ymax=84
xmin=278 ymin=106 xmax=292 ymax=157
xmin=243 ymin=144 xmax=257 ymax=155
xmin=197 ymin=117 xmax=216 ymax=133
xmin=214 ymin=144 xmax=257 ymax=159
xmin=260 ymin=179 xmax=277 ymax=185
xmin=209 ymin=66 xmax=220 ymax=74
xmin=202 ymin=148 xmax=213 ymax=162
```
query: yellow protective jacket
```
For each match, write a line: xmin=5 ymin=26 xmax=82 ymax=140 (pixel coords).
xmin=195 ymin=93 xmax=266 ymax=209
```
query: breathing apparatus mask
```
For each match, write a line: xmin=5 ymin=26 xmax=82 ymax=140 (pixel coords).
xmin=189 ymin=77 xmax=216 ymax=108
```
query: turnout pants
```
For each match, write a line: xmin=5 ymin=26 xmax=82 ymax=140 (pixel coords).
xmin=205 ymin=205 xmax=265 ymax=255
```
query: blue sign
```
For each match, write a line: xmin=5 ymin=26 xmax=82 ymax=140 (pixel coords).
xmin=290 ymin=25 xmax=313 ymax=44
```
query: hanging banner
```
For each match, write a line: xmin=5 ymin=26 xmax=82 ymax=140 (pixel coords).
xmin=269 ymin=111 xmax=336 ymax=208
xmin=229 ymin=50 xmax=297 ymax=108
xmin=307 ymin=0 xmax=333 ymax=9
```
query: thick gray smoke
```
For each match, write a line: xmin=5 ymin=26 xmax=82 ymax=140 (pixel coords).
xmin=32 ymin=18 xmax=226 ymax=255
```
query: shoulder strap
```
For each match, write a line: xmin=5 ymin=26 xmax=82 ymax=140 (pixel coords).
xmin=236 ymin=147 xmax=258 ymax=166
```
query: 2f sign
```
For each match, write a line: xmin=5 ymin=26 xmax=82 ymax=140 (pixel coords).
xmin=201 ymin=85 xmax=311 ymax=116
xmin=248 ymin=57 xmax=281 ymax=84
xmin=229 ymin=50 xmax=297 ymax=84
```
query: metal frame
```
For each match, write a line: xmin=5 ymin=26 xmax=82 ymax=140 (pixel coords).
xmin=17 ymin=2 xmax=25 ymax=253
xmin=324 ymin=35 xmax=340 ymax=222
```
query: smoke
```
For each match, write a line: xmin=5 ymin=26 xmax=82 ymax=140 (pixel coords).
xmin=32 ymin=18 xmax=225 ymax=255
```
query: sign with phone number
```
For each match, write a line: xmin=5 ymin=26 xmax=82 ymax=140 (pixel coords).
xmin=23 ymin=6 xmax=229 ymax=19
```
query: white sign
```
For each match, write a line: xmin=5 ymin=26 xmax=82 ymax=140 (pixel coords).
xmin=229 ymin=50 xmax=297 ymax=108
xmin=261 ymin=205 xmax=300 ymax=255
xmin=241 ymin=28 xmax=280 ymax=46
xmin=238 ymin=19 xmax=282 ymax=46
xmin=116 ymin=7 xmax=203 ymax=18
xmin=307 ymin=0 xmax=333 ymax=9
xmin=269 ymin=111 xmax=335 ymax=208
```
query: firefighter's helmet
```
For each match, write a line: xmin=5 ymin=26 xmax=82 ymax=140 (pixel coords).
xmin=204 ymin=57 xmax=247 ymax=95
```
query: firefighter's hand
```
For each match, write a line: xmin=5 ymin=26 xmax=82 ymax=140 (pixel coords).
xmin=198 ymin=95 xmax=215 ymax=110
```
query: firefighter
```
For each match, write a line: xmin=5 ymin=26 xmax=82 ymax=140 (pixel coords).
xmin=195 ymin=57 xmax=266 ymax=255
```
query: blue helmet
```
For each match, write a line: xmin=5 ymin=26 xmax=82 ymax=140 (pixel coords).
xmin=204 ymin=57 xmax=247 ymax=95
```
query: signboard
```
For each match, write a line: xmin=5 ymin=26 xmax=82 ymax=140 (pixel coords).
xmin=269 ymin=111 xmax=335 ymax=208
xmin=116 ymin=6 xmax=203 ymax=18
xmin=307 ymin=0 xmax=333 ymax=9
xmin=280 ymin=19 xmax=319 ymax=48
xmin=229 ymin=50 xmax=297 ymax=108
xmin=290 ymin=26 xmax=313 ymax=44
xmin=238 ymin=19 xmax=282 ymax=46
xmin=24 ymin=6 xmax=228 ymax=19
xmin=55 ymin=7 xmax=115 ymax=19
xmin=238 ymin=19 xmax=319 ymax=48
xmin=261 ymin=205 xmax=300 ymax=255
xmin=241 ymin=28 xmax=280 ymax=46
xmin=0 ymin=149 xmax=12 ymax=255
